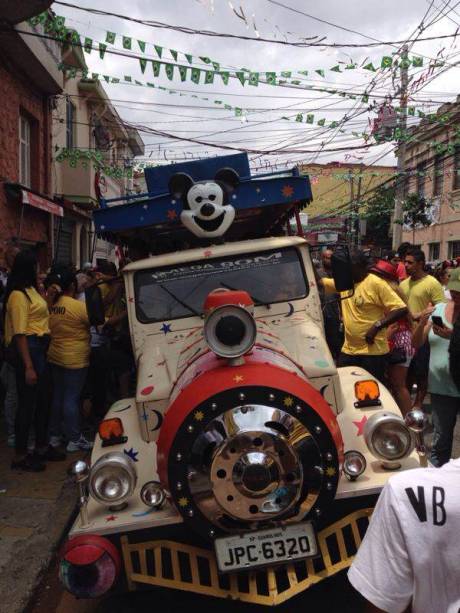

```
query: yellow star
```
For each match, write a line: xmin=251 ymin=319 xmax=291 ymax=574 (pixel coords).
xmin=283 ymin=396 xmax=294 ymax=407
xmin=233 ymin=375 xmax=244 ymax=383
xmin=326 ymin=466 xmax=336 ymax=477
xmin=282 ymin=185 xmax=294 ymax=198
xmin=194 ymin=410 xmax=204 ymax=421
xmin=178 ymin=497 xmax=189 ymax=507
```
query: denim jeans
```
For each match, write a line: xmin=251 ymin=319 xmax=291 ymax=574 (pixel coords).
xmin=49 ymin=365 xmax=88 ymax=444
xmin=0 ymin=362 xmax=17 ymax=436
xmin=430 ymin=393 xmax=460 ymax=467
xmin=14 ymin=335 xmax=50 ymax=455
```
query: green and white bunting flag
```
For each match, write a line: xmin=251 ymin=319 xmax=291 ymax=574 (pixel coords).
xmin=345 ymin=62 xmax=357 ymax=69
xmin=408 ymin=107 xmax=415 ymax=116
xmin=99 ymin=43 xmax=107 ymax=59
xmin=122 ymin=36 xmax=132 ymax=50
xmin=381 ymin=56 xmax=393 ymax=68
xmin=298 ymin=70 xmax=308 ymax=76
xmin=315 ymin=69 xmax=325 ymax=77
xmin=363 ymin=62 xmax=376 ymax=71
xmin=281 ymin=71 xmax=292 ymax=78
xmin=205 ymin=70 xmax=214 ymax=84
xmin=235 ymin=108 xmax=243 ymax=116
xmin=219 ymin=71 xmax=229 ymax=85
xmin=124 ymin=75 xmax=132 ymax=82
xmin=179 ymin=66 xmax=187 ymax=81
xmin=185 ymin=53 xmax=193 ymax=64
xmin=249 ymin=72 xmax=259 ymax=86
xmin=139 ymin=58 xmax=147 ymax=73
xmin=200 ymin=56 xmax=211 ymax=64
xmin=362 ymin=94 xmax=369 ymax=103
xmin=138 ymin=40 xmax=146 ymax=53
xmin=152 ymin=61 xmax=161 ymax=77
xmin=83 ymin=37 xmax=92 ymax=53
xmin=236 ymin=71 xmax=246 ymax=86
xmin=212 ymin=62 xmax=220 ymax=72
xmin=317 ymin=118 xmax=326 ymax=126
xmin=330 ymin=65 xmax=342 ymax=72
xmin=154 ymin=45 xmax=163 ymax=58
xmin=170 ymin=49 xmax=178 ymax=61
xmin=103 ymin=75 xmax=110 ymax=83
xmin=191 ymin=68 xmax=201 ymax=84
xmin=111 ymin=77 xmax=120 ymax=83
xmin=306 ymin=114 xmax=314 ymax=123
xmin=295 ymin=114 xmax=303 ymax=122
xmin=165 ymin=63 xmax=174 ymax=80
xmin=266 ymin=72 xmax=277 ymax=84
xmin=91 ymin=73 xmax=99 ymax=80
xmin=412 ymin=56 xmax=423 ymax=67
xmin=106 ymin=31 xmax=116 ymax=44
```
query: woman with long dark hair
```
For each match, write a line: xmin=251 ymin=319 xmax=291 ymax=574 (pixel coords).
xmin=3 ymin=250 xmax=57 ymax=471
xmin=47 ymin=268 xmax=93 ymax=452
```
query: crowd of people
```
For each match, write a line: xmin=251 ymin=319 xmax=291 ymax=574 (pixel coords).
xmin=0 ymin=245 xmax=133 ymax=473
xmin=317 ymin=243 xmax=460 ymax=468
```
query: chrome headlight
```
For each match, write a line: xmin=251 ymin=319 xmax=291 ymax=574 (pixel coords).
xmin=88 ymin=452 xmax=137 ymax=507
xmin=204 ymin=304 xmax=257 ymax=359
xmin=364 ymin=412 xmax=413 ymax=468
xmin=343 ymin=450 xmax=366 ymax=480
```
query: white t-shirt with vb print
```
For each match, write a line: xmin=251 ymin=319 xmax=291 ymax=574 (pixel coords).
xmin=348 ymin=459 xmax=460 ymax=613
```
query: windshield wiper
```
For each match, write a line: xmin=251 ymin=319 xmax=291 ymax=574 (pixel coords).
xmin=159 ymin=284 xmax=201 ymax=317
xmin=219 ymin=281 xmax=271 ymax=309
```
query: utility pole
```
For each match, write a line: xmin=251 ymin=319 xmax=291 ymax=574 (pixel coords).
xmin=348 ymin=169 xmax=355 ymax=249
xmin=356 ymin=166 xmax=364 ymax=250
xmin=392 ymin=44 xmax=409 ymax=250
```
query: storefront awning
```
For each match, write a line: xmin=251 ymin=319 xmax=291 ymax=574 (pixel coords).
xmin=22 ymin=189 xmax=63 ymax=217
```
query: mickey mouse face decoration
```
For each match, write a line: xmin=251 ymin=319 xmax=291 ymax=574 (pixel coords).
xmin=168 ymin=168 xmax=239 ymax=238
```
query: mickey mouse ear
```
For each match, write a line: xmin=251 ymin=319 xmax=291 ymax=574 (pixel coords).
xmin=214 ymin=168 xmax=240 ymax=190
xmin=168 ymin=173 xmax=194 ymax=199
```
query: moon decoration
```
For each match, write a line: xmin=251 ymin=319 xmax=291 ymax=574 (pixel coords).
xmin=132 ymin=508 xmax=157 ymax=517
xmin=284 ymin=303 xmax=294 ymax=318
xmin=150 ymin=409 xmax=163 ymax=431
xmin=113 ymin=404 xmax=131 ymax=413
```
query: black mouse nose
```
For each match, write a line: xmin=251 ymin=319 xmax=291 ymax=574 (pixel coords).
xmin=200 ymin=203 xmax=215 ymax=217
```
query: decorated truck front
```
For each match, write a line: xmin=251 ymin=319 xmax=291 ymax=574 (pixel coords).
xmin=60 ymin=154 xmax=424 ymax=606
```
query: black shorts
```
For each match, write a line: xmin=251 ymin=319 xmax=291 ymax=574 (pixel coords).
xmin=409 ymin=340 xmax=430 ymax=380
xmin=338 ymin=352 xmax=388 ymax=383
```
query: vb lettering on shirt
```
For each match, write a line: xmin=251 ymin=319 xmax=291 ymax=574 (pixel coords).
xmin=348 ymin=459 xmax=460 ymax=613
xmin=49 ymin=305 xmax=66 ymax=315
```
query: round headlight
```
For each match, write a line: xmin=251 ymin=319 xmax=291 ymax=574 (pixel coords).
xmin=343 ymin=450 xmax=366 ymax=480
xmin=140 ymin=481 xmax=166 ymax=509
xmin=364 ymin=412 xmax=413 ymax=467
xmin=204 ymin=305 xmax=257 ymax=359
xmin=88 ymin=452 xmax=137 ymax=507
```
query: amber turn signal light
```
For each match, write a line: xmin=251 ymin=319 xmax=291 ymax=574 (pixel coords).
xmin=354 ymin=380 xmax=381 ymax=408
xmin=98 ymin=418 xmax=128 ymax=447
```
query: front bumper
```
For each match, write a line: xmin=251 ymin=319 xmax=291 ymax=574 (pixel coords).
xmin=118 ymin=497 xmax=375 ymax=606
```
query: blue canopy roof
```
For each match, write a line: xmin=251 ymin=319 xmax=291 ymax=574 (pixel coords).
xmin=93 ymin=153 xmax=312 ymax=250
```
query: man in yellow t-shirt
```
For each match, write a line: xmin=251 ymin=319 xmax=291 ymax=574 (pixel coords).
xmin=401 ymin=247 xmax=445 ymax=410
xmin=322 ymin=252 xmax=407 ymax=382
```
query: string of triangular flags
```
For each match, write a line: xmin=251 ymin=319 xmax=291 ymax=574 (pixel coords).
xmin=29 ymin=10 xmax=427 ymax=89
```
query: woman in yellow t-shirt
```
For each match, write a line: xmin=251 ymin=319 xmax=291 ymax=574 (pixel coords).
xmin=46 ymin=269 xmax=93 ymax=453
xmin=3 ymin=250 xmax=55 ymax=472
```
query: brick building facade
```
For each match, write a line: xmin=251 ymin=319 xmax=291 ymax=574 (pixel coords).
xmin=0 ymin=15 xmax=62 ymax=269
xmin=400 ymin=97 xmax=460 ymax=261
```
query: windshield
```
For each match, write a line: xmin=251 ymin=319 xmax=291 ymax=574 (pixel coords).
xmin=134 ymin=247 xmax=309 ymax=323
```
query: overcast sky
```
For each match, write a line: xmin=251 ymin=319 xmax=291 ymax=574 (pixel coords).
xmin=53 ymin=0 xmax=460 ymax=172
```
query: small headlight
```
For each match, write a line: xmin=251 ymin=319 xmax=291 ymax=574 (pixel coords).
xmin=343 ymin=450 xmax=366 ymax=480
xmin=89 ymin=452 xmax=137 ymax=509
xmin=364 ymin=412 xmax=413 ymax=469
xmin=140 ymin=481 xmax=165 ymax=509
xmin=204 ymin=304 xmax=257 ymax=359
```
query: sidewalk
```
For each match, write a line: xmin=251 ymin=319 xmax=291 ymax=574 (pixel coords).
xmin=0 ymin=428 xmax=84 ymax=613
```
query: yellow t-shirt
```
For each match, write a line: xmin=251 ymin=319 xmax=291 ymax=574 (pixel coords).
xmin=400 ymin=275 xmax=445 ymax=314
xmin=48 ymin=296 xmax=90 ymax=369
xmin=323 ymin=274 xmax=406 ymax=356
xmin=4 ymin=287 xmax=50 ymax=346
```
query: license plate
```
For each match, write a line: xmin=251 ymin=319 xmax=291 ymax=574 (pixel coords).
xmin=215 ymin=522 xmax=317 ymax=572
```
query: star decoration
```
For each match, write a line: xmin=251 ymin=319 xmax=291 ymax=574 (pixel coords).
xmin=282 ymin=185 xmax=294 ymax=198
xmin=124 ymin=447 xmax=139 ymax=462
xmin=167 ymin=209 xmax=177 ymax=220
xmin=105 ymin=515 xmax=117 ymax=522
xmin=255 ymin=187 xmax=261 ymax=193
xmin=353 ymin=415 xmax=368 ymax=436
xmin=233 ymin=375 xmax=244 ymax=383
xmin=161 ymin=323 xmax=172 ymax=335
xmin=194 ymin=410 xmax=204 ymax=421
xmin=203 ymin=249 xmax=212 ymax=258
xmin=283 ymin=396 xmax=294 ymax=407
xmin=178 ymin=497 xmax=189 ymax=508
xmin=326 ymin=466 xmax=336 ymax=477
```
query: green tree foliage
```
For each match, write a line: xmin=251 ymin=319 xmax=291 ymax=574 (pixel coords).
xmin=362 ymin=183 xmax=395 ymax=246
